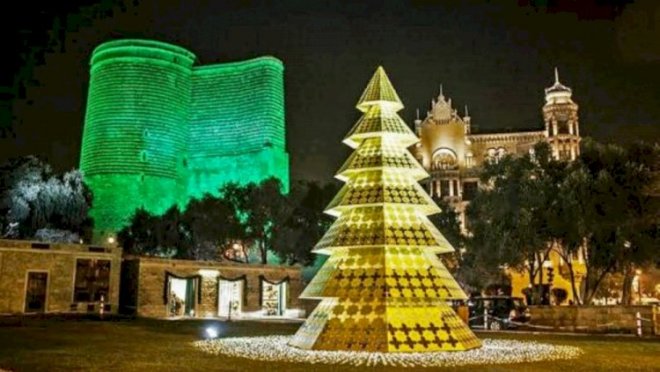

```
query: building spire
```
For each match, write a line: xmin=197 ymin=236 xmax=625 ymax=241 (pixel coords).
xmin=554 ymin=67 xmax=559 ymax=84
xmin=464 ymin=105 xmax=469 ymax=117
xmin=416 ymin=108 xmax=420 ymax=120
xmin=439 ymin=84 xmax=443 ymax=98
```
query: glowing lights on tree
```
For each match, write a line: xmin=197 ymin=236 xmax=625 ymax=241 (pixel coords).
xmin=80 ymin=39 xmax=289 ymax=239
xmin=289 ymin=67 xmax=481 ymax=352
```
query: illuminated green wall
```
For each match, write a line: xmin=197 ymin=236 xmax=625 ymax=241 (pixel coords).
xmin=80 ymin=39 xmax=289 ymax=240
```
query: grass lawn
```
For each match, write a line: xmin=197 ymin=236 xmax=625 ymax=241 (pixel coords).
xmin=0 ymin=316 xmax=658 ymax=371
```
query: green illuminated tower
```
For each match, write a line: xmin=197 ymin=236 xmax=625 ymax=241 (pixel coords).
xmin=80 ymin=39 xmax=289 ymax=240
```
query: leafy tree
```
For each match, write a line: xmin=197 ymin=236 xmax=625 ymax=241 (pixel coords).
xmin=428 ymin=198 xmax=464 ymax=251
xmin=0 ymin=156 xmax=93 ymax=242
xmin=565 ymin=139 xmax=658 ymax=304
xmin=427 ymin=198 xmax=494 ymax=290
xmin=182 ymin=195 xmax=246 ymax=261
xmin=118 ymin=207 xmax=190 ymax=258
xmin=474 ymin=138 xmax=659 ymax=306
xmin=118 ymin=208 xmax=165 ymax=256
xmin=221 ymin=178 xmax=290 ymax=264
xmin=272 ymin=181 xmax=338 ymax=265
xmin=466 ymin=142 xmax=561 ymax=304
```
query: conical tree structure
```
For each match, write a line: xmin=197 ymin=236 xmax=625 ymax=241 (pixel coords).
xmin=290 ymin=67 xmax=481 ymax=352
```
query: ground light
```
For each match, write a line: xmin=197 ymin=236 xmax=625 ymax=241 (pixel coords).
xmin=205 ymin=326 xmax=219 ymax=339
xmin=193 ymin=336 xmax=583 ymax=368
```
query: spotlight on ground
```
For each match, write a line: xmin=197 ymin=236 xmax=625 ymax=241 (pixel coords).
xmin=205 ymin=326 xmax=219 ymax=339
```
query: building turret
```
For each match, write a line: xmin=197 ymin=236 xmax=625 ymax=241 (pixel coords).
xmin=463 ymin=105 xmax=471 ymax=134
xmin=543 ymin=68 xmax=580 ymax=160
xmin=81 ymin=39 xmax=195 ymax=241
xmin=414 ymin=108 xmax=422 ymax=136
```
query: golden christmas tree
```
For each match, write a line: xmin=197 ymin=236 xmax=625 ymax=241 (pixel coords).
xmin=290 ymin=67 xmax=481 ymax=352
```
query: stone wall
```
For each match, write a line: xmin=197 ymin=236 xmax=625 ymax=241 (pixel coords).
xmin=126 ymin=256 xmax=303 ymax=318
xmin=0 ymin=239 xmax=121 ymax=314
xmin=528 ymin=305 xmax=657 ymax=335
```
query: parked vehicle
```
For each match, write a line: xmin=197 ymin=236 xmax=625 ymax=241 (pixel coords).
xmin=467 ymin=296 xmax=530 ymax=330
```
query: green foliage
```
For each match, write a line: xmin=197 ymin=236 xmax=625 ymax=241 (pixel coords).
xmin=0 ymin=156 xmax=93 ymax=242
xmin=467 ymin=142 xmax=560 ymax=303
xmin=561 ymin=138 xmax=659 ymax=304
xmin=428 ymin=198 xmax=463 ymax=251
xmin=220 ymin=178 xmax=289 ymax=264
xmin=118 ymin=177 xmax=337 ymax=266
xmin=466 ymin=139 xmax=658 ymax=305
xmin=272 ymin=181 xmax=338 ymax=266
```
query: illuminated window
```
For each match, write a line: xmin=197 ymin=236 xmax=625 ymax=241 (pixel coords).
xmin=431 ymin=148 xmax=458 ymax=170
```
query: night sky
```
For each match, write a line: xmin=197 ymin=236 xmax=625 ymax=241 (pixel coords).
xmin=3 ymin=0 xmax=659 ymax=182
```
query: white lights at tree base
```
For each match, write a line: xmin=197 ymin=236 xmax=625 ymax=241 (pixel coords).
xmin=193 ymin=336 xmax=582 ymax=367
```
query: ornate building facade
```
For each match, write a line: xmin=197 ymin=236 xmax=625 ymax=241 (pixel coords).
xmin=413 ymin=70 xmax=584 ymax=303
xmin=413 ymin=69 xmax=580 ymax=229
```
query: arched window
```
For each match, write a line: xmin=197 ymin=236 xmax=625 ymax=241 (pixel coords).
xmin=485 ymin=148 xmax=497 ymax=163
xmin=431 ymin=148 xmax=458 ymax=170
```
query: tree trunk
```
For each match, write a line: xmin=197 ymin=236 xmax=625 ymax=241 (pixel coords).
xmin=621 ymin=265 xmax=634 ymax=305
xmin=556 ymin=243 xmax=582 ymax=305
xmin=584 ymin=265 xmax=613 ymax=305
xmin=527 ymin=265 xmax=535 ymax=305
xmin=566 ymin=259 xmax=581 ymax=305
xmin=260 ymin=240 xmax=267 ymax=264
xmin=242 ymin=245 xmax=250 ymax=264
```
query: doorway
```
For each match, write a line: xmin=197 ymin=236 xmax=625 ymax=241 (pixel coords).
xmin=168 ymin=277 xmax=197 ymax=317
xmin=25 ymin=271 xmax=48 ymax=313
xmin=218 ymin=279 xmax=243 ymax=318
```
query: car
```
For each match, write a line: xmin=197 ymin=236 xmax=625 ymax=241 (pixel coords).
xmin=467 ymin=296 xmax=531 ymax=330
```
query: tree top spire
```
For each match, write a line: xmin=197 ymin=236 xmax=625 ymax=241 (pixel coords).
xmin=356 ymin=66 xmax=404 ymax=112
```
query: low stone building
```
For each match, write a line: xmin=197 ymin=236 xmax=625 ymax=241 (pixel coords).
xmin=0 ymin=239 xmax=122 ymax=314
xmin=121 ymin=256 xmax=305 ymax=319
